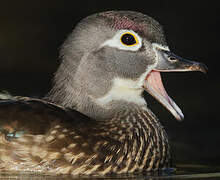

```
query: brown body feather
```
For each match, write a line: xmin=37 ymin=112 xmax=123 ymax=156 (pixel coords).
xmin=0 ymin=97 xmax=171 ymax=175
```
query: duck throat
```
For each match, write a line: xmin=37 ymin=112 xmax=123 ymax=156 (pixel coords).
xmin=47 ymin=76 xmax=147 ymax=120
xmin=96 ymin=77 xmax=146 ymax=107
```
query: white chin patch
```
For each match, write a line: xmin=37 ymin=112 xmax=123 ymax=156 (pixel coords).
xmin=96 ymin=77 xmax=146 ymax=106
xmin=100 ymin=30 xmax=142 ymax=51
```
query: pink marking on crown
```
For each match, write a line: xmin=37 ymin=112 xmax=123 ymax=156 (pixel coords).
xmin=99 ymin=12 xmax=142 ymax=32
xmin=113 ymin=17 xmax=141 ymax=32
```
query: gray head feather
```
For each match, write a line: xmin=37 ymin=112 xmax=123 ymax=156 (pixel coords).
xmin=47 ymin=11 xmax=167 ymax=120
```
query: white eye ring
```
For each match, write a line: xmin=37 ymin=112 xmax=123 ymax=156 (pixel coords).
xmin=101 ymin=30 xmax=142 ymax=51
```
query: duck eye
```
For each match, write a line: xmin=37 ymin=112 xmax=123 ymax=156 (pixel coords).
xmin=120 ymin=33 xmax=138 ymax=46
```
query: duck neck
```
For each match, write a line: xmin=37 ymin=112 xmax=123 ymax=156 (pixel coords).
xmin=47 ymin=81 xmax=147 ymax=120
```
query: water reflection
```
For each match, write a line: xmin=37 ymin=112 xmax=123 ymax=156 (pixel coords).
xmin=1 ymin=164 xmax=220 ymax=180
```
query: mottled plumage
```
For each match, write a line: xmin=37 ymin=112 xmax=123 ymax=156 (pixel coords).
xmin=0 ymin=97 xmax=170 ymax=175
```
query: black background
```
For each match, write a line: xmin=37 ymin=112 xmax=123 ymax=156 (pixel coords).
xmin=0 ymin=1 xmax=219 ymax=167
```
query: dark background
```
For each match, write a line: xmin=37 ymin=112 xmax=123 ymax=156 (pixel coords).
xmin=0 ymin=1 xmax=219 ymax=168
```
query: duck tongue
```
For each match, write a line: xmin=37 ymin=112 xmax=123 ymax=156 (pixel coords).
xmin=143 ymin=70 xmax=184 ymax=121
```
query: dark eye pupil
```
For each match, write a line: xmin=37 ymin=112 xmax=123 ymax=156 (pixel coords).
xmin=121 ymin=33 xmax=136 ymax=45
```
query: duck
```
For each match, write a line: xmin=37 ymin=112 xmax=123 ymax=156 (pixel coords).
xmin=0 ymin=11 xmax=207 ymax=176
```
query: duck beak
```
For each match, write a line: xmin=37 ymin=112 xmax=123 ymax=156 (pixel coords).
xmin=153 ymin=48 xmax=208 ymax=73
xmin=143 ymin=45 xmax=207 ymax=121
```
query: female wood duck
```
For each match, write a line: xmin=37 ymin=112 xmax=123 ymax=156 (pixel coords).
xmin=0 ymin=11 xmax=207 ymax=176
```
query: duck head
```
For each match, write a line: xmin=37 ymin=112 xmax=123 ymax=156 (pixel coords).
xmin=48 ymin=11 xmax=207 ymax=120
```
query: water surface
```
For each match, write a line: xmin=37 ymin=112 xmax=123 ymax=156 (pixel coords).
xmin=1 ymin=164 xmax=220 ymax=180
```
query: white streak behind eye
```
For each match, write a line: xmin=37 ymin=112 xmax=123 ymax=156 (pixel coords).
xmin=100 ymin=30 xmax=142 ymax=51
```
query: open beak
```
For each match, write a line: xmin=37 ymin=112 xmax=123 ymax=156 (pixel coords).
xmin=143 ymin=45 xmax=208 ymax=121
